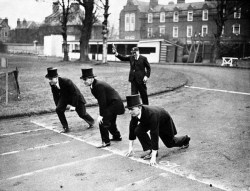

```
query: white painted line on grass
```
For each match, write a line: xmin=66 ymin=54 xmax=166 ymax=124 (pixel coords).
xmin=0 ymin=141 xmax=71 ymax=156
xmin=0 ymin=128 xmax=46 ymax=137
xmin=6 ymin=153 xmax=113 ymax=180
xmin=31 ymin=120 xmax=229 ymax=191
xmin=185 ymin=85 xmax=250 ymax=96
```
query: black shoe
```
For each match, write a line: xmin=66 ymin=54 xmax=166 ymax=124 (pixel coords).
xmin=110 ymin=137 xmax=122 ymax=141
xmin=142 ymin=150 xmax=158 ymax=160
xmin=61 ymin=127 xmax=70 ymax=133
xmin=96 ymin=142 xmax=111 ymax=148
xmin=140 ymin=150 xmax=152 ymax=159
xmin=181 ymin=135 xmax=190 ymax=149
xmin=87 ymin=124 xmax=94 ymax=129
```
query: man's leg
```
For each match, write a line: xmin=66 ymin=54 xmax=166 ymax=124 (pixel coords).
xmin=137 ymin=82 xmax=148 ymax=105
xmin=131 ymin=81 xmax=148 ymax=105
xmin=56 ymin=99 xmax=68 ymax=131
xmin=75 ymin=102 xmax=95 ymax=126
xmin=134 ymin=124 xmax=151 ymax=151
xmin=159 ymin=133 xmax=190 ymax=148
xmin=108 ymin=114 xmax=122 ymax=140
xmin=131 ymin=81 xmax=139 ymax=95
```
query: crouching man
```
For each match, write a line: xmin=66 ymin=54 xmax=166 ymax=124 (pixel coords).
xmin=125 ymin=94 xmax=190 ymax=166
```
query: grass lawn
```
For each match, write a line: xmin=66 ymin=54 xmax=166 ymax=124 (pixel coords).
xmin=0 ymin=54 xmax=187 ymax=118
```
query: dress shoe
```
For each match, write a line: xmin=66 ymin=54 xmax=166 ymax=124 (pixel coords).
xmin=96 ymin=142 xmax=111 ymax=148
xmin=60 ymin=127 xmax=70 ymax=133
xmin=87 ymin=124 xmax=94 ymax=129
xmin=142 ymin=150 xmax=158 ymax=160
xmin=140 ymin=150 xmax=152 ymax=159
xmin=181 ymin=135 xmax=191 ymax=149
xmin=110 ymin=137 xmax=122 ymax=141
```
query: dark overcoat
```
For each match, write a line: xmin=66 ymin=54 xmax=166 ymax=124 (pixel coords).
xmin=116 ymin=54 xmax=151 ymax=84
xmin=51 ymin=77 xmax=86 ymax=107
xmin=91 ymin=79 xmax=125 ymax=118
xmin=129 ymin=105 xmax=177 ymax=150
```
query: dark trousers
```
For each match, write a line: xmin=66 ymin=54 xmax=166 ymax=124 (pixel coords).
xmin=56 ymin=99 xmax=94 ymax=128
xmin=99 ymin=114 xmax=121 ymax=144
xmin=131 ymin=81 xmax=148 ymax=105
xmin=134 ymin=124 xmax=188 ymax=151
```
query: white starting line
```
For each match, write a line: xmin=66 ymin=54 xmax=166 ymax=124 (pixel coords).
xmin=185 ymin=85 xmax=250 ymax=96
xmin=0 ymin=128 xmax=46 ymax=137
xmin=29 ymin=120 xmax=229 ymax=191
xmin=7 ymin=153 xmax=113 ymax=180
xmin=0 ymin=141 xmax=71 ymax=156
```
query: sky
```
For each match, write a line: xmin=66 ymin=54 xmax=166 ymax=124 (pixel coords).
xmin=0 ymin=0 xmax=204 ymax=29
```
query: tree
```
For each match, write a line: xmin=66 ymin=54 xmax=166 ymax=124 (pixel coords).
xmin=75 ymin=0 xmax=97 ymax=62
xmin=35 ymin=0 xmax=71 ymax=61
xmin=59 ymin=0 xmax=71 ymax=61
xmin=211 ymin=0 xmax=250 ymax=62
xmin=101 ymin=0 xmax=110 ymax=64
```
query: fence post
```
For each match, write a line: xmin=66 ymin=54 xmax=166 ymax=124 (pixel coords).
xmin=1 ymin=57 xmax=9 ymax=104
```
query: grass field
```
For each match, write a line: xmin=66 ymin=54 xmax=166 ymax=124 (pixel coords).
xmin=0 ymin=54 xmax=187 ymax=118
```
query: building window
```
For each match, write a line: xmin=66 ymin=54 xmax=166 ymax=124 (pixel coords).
xmin=201 ymin=25 xmax=208 ymax=36
xmin=232 ymin=24 xmax=240 ymax=35
xmin=187 ymin=11 xmax=193 ymax=21
xmin=148 ymin=13 xmax=153 ymax=23
xmin=160 ymin=12 xmax=165 ymax=23
xmin=159 ymin=26 xmax=165 ymax=36
xmin=187 ymin=25 xmax=193 ymax=37
xmin=173 ymin=26 xmax=178 ymax=38
xmin=4 ymin=31 xmax=8 ymax=37
xmin=221 ymin=25 xmax=224 ymax=36
xmin=130 ymin=13 xmax=135 ymax=31
xmin=148 ymin=27 xmax=153 ymax=38
xmin=173 ymin=11 xmax=179 ymax=22
xmin=202 ymin=9 xmax=208 ymax=21
xmin=234 ymin=7 xmax=241 ymax=19
xmin=125 ymin=13 xmax=135 ymax=31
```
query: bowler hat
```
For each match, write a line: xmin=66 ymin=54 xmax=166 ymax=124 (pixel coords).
xmin=80 ymin=68 xmax=96 ymax=79
xmin=126 ymin=94 xmax=142 ymax=109
xmin=45 ymin=67 xmax=58 ymax=78
xmin=131 ymin=47 xmax=139 ymax=53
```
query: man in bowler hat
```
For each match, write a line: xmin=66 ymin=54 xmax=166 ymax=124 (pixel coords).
xmin=125 ymin=94 xmax=191 ymax=166
xmin=45 ymin=67 xmax=95 ymax=133
xmin=80 ymin=68 xmax=125 ymax=148
xmin=112 ymin=46 xmax=151 ymax=105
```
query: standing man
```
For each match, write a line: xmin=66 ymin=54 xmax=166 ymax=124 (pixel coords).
xmin=113 ymin=46 xmax=151 ymax=105
xmin=80 ymin=68 xmax=125 ymax=148
xmin=45 ymin=67 xmax=95 ymax=133
xmin=125 ymin=94 xmax=191 ymax=166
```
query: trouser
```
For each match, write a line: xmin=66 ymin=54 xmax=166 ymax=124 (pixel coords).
xmin=131 ymin=81 xmax=148 ymax=105
xmin=134 ymin=125 xmax=188 ymax=151
xmin=56 ymin=99 xmax=94 ymax=128
xmin=99 ymin=114 xmax=121 ymax=144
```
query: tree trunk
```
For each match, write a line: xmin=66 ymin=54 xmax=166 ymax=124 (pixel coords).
xmin=102 ymin=0 xmax=109 ymax=64
xmin=79 ymin=1 xmax=94 ymax=62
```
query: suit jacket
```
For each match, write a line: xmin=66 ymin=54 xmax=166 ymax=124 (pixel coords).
xmin=51 ymin=77 xmax=86 ymax=107
xmin=91 ymin=79 xmax=125 ymax=117
xmin=129 ymin=105 xmax=177 ymax=150
xmin=116 ymin=54 xmax=151 ymax=84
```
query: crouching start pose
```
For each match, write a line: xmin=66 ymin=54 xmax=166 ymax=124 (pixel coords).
xmin=125 ymin=94 xmax=191 ymax=166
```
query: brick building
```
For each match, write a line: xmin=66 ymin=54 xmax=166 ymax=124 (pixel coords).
xmin=119 ymin=0 xmax=250 ymax=57
xmin=0 ymin=18 xmax=10 ymax=43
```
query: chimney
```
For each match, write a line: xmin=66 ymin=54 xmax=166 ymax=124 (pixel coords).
xmin=17 ymin=18 xmax=21 ymax=28
xmin=149 ymin=0 xmax=158 ymax=8
xmin=53 ymin=1 xmax=59 ymax=13
xmin=4 ymin=18 xmax=8 ymax=25
xmin=23 ymin=19 xmax=27 ymax=28
xmin=177 ymin=0 xmax=185 ymax=3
